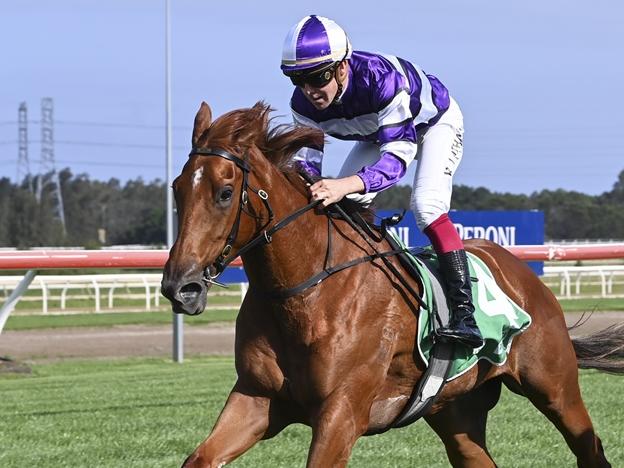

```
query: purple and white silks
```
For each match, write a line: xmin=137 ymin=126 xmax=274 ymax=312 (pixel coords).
xmin=290 ymin=50 xmax=450 ymax=193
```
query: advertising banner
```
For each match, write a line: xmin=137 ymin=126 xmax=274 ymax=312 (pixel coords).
xmin=219 ymin=210 xmax=545 ymax=282
xmin=380 ymin=210 xmax=545 ymax=275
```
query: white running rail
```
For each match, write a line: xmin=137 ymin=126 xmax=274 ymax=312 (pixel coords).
xmin=543 ymin=265 xmax=624 ymax=298
xmin=0 ymin=273 xmax=244 ymax=314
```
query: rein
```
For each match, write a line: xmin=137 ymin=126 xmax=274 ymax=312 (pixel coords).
xmin=188 ymin=147 xmax=426 ymax=308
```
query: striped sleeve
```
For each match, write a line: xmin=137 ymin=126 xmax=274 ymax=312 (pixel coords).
xmin=374 ymin=72 xmax=418 ymax=165
xmin=356 ymin=152 xmax=406 ymax=193
xmin=355 ymin=71 xmax=418 ymax=192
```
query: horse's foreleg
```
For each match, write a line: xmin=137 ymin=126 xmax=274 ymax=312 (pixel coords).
xmin=305 ymin=393 xmax=371 ymax=468
xmin=182 ymin=386 xmax=283 ymax=468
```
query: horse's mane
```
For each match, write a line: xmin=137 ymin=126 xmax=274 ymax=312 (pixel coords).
xmin=205 ymin=101 xmax=375 ymax=219
xmin=204 ymin=101 xmax=322 ymax=170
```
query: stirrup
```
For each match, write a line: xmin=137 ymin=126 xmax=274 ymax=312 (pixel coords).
xmin=436 ymin=327 xmax=484 ymax=349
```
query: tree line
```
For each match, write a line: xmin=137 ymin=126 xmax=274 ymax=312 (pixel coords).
xmin=1 ymin=168 xmax=623 ymax=248
xmin=0 ymin=169 xmax=165 ymax=248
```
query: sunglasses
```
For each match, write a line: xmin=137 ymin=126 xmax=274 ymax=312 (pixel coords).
xmin=288 ymin=64 xmax=338 ymax=88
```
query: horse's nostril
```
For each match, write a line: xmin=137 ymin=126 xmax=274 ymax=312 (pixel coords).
xmin=179 ymin=282 xmax=203 ymax=303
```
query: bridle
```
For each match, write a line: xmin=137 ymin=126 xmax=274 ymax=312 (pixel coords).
xmin=187 ymin=147 xmax=320 ymax=287
xmin=186 ymin=146 xmax=426 ymax=307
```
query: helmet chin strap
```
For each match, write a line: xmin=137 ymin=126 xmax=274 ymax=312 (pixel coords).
xmin=331 ymin=62 xmax=346 ymax=105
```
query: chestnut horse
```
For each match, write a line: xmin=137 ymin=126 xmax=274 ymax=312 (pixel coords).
xmin=161 ymin=102 xmax=623 ymax=468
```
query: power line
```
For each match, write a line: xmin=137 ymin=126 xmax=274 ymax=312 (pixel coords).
xmin=54 ymin=159 xmax=165 ymax=168
xmin=56 ymin=139 xmax=175 ymax=150
xmin=0 ymin=139 xmax=187 ymax=150
xmin=56 ymin=120 xmax=191 ymax=131
xmin=56 ymin=139 xmax=188 ymax=151
xmin=0 ymin=158 xmax=163 ymax=168
xmin=0 ymin=119 xmax=190 ymax=130
xmin=2 ymin=137 xmax=623 ymax=157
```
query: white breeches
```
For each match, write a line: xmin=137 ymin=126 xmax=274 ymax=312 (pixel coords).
xmin=338 ymin=97 xmax=465 ymax=230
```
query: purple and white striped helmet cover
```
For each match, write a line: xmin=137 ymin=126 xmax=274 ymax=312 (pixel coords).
xmin=281 ymin=15 xmax=352 ymax=73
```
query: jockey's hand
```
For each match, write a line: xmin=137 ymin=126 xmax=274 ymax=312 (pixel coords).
xmin=309 ymin=176 xmax=365 ymax=207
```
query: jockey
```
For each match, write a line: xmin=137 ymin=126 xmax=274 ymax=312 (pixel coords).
xmin=281 ymin=15 xmax=484 ymax=349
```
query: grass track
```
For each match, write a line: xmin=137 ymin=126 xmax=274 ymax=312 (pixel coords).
xmin=556 ymin=297 xmax=624 ymax=312
xmin=4 ymin=297 xmax=624 ymax=331
xmin=1 ymin=357 xmax=622 ymax=467
xmin=3 ymin=309 xmax=237 ymax=331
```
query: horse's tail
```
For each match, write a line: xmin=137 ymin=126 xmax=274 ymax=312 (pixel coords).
xmin=569 ymin=322 xmax=624 ymax=374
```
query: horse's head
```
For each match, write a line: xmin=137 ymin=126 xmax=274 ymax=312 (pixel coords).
xmin=161 ymin=101 xmax=323 ymax=315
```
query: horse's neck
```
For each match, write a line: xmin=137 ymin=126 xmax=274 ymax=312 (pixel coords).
xmin=241 ymin=170 xmax=331 ymax=292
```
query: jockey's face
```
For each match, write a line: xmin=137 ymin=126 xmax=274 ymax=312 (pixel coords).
xmin=299 ymin=61 xmax=349 ymax=110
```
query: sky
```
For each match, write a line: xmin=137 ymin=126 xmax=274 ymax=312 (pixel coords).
xmin=1 ymin=0 xmax=623 ymax=195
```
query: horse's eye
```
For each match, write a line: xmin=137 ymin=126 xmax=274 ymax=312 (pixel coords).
xmin=219 ymin=188 xmax=233 ymax=202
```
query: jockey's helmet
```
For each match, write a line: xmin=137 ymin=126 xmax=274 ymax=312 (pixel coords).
xmin=281 ymin=15 xmax=352 ymax=86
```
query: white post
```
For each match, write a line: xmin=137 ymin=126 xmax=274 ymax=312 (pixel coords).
xmin=40 ymin=278 xmax=48 ymax=314
xmin=92 ymin=279 xmax=100 ymax=312
xmin=575 ymin=273 xmax=582 ymax=296
xmin=143 ymin=277 xmax=150 ymax=311
xmin=108 ymin=283 xmax=117 ymax=309
xmin=564 ymin=270 xmax=571 ymax=298
xmin=61 ymin=284 xmax=69 ymax=310
xmin=154 ymin=286 xmax=160 ymax=307
xmin=0 ymin=270 xmax=37 ymax=334
xmin=165 ymin=0 xmax=183 ymax=363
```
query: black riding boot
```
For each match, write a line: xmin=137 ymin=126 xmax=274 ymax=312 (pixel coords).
xmin=435 ymin=249 xmax=484 ymax=349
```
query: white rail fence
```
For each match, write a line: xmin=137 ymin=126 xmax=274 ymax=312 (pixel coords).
xmin=1 ymin=246 xmax=622 ymax=362
xmin=0 ymin=274 xmax=163 ymax=314
xmin=542 ymin=266 xmax=624 ymax=298
xmin=1 ymin=266 xmax=622 ymax=315
xmin=0 ymin=274 xmax=245 ymax=314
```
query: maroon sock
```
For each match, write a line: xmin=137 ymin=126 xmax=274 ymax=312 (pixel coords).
xmin=423 ymin=213 xmax=464 ymax=254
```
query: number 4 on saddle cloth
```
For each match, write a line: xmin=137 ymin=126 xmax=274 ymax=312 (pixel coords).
xmin=383 ymin=229 xmax=532 ymax=430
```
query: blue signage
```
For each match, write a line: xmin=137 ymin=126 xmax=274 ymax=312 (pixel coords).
xmin=380 ymin=210 xmax=545 ymax=275
xmin=218 ymin=210 xmax=545 ymax=283
xmin=219 ymin=266 xmax=247 ymax=284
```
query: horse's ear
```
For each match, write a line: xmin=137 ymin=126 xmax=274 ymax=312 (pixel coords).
xmin=192 ymin=102 xmax=212 ymax=146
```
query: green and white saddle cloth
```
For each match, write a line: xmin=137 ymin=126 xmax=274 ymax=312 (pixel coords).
xmin=409 ymin=249 xmax=532 ymax=381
